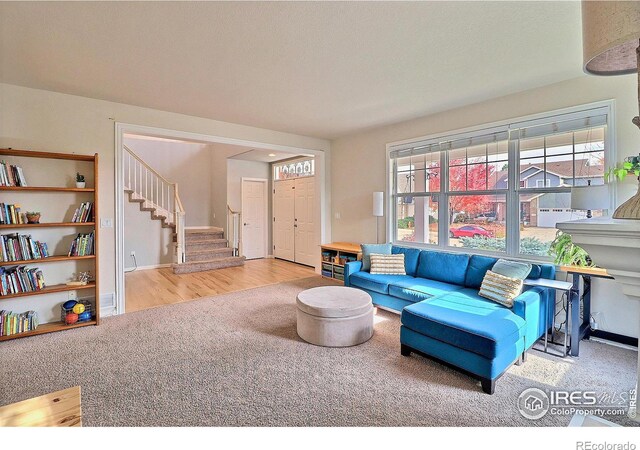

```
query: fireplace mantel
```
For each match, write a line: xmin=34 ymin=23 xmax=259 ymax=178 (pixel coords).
xmin=557 ymin=217 xmax=639 ymax=422
xmin=557 ymin=217 xmax=640 ymax=301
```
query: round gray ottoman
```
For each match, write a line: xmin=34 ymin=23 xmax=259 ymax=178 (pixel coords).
xmin=296 ymin=286 xmax=374 ymax=347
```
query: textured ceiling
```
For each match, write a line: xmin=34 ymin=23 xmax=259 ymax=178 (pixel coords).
xmin=0 ymin=2 xmax=584 ymax=139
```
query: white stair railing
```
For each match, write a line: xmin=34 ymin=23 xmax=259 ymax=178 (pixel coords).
xmin=124 ymin=145 xmax=186 ymax=264
xmin=227 ymin=205 xmax=241 ymax=257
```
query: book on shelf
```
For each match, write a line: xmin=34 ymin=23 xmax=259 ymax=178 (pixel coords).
xmin=0 ymin=266 xmax=46 ymax=296
xmin=0 ymin=161 xmax=28 ymax=187
xmin=0 ymin=310 xmax=39 ymax=336
xmin=71 ymin=202 xmax=94 ymax=223
xmin=68 ymin=231 xmax=94 ymax=257
xmin=0 ymin=203 xmax=26 ymax=225
xmin=0 ymin=233 xmax=49 ymax=262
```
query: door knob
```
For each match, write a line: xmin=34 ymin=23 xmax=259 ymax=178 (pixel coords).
xmin=244 ymin=223 xmax=248 ymax=226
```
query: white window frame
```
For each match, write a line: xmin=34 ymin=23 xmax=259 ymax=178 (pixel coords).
xmin=386 ymin=100 xmax=616 ymax=262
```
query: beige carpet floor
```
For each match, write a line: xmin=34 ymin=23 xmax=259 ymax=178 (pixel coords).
xmin=0 ymin=276 xmax=637 ymax=426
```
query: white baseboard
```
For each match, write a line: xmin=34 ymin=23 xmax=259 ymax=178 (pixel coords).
xmin=185 ymin=226 xmax=222 ymax=230
xmin=125 ymin=263 xmax=172 ymax=271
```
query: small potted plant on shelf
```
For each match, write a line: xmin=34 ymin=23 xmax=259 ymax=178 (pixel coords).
xmin=76 ymin=172 xmax=86 ymax=189
xmin=25 ymin=211 xmax=41 ymax=224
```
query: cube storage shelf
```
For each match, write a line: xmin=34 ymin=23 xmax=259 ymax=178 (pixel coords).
xmin=0 ymin=148 xmax=100 ymax=341
xmin=320 ymin=242 xmax=361 ymax=284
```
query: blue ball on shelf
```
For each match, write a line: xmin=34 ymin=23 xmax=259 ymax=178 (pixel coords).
xmin=62 ymin=300 xmax=77 ymax=310
xmin=78 ymin=311 xmax=91 ymax=322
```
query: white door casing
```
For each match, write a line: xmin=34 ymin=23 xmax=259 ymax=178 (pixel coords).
xmin=241 ymin=178 xmax=268 ymax=259
xmin=273 ymin=179 xmax=295 ymax=261
xmin=294 ymin=176 xmax=316 ymax=267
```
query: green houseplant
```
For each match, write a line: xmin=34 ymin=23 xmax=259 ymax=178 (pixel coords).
xmin=75 ymin=172 xmax=86 ymax=189
xmin=548 ymin=231 xmax=593 ymax=267
xmin=605 ymin=155 xmax=640 ymax=182
xmin=605 ymin=154 xmax=640 ymax=219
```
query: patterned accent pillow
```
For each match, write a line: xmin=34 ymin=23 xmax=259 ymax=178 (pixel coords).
xmin=370 ymin=253 xmax=406 ymax=275
xmin=478 ymin=270 xmax=524 ymax=308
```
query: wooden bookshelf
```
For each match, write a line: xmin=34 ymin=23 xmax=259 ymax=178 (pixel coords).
xmin=0 ymin=186 xmax=94 ymax=193
xmin=0 ymin=283 xmax=96 ymax=300
xmin=0 ymin=148 xmax=100 ymax=340
xmin=0 ymin=222 xmax=95 ymax=229
xmin=0 ymin=255 xmax=95 ymax=267
xmin=0 ymin=320 xmax=97 ymax=342
xmin=321 ymin=242 xmax=362 ymax=283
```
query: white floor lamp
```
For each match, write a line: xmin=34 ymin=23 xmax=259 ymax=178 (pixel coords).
xmin=373 ymin=192 xmax=384 ymax=244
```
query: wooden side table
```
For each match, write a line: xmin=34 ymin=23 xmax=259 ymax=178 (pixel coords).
xmin=559 ymin=265 xmax=614 ymax=357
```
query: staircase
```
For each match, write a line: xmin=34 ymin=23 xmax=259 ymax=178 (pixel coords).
xmin=173 ymin=228 xmax=245 ymax=274
xmin=124 ymin=145 xmax=245 ymax=274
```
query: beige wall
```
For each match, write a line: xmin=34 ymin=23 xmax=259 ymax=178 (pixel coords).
xmin=331 ymin=74 xmax=638 ymax=244
xmin=124 ymin=197 xmax=173 ymax=269
xmin=330 ymin=74 xmax=639 ymax=337
xmin=227 ymin=159 xmax=272 ymax=255
xmin=0 ymin=82 xmax=330 ymax=321
xmin=124 ymin=137 xmax=217 ymax=227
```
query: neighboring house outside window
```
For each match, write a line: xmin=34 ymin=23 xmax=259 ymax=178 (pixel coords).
xmin=388 ymin=104 xmax=610 ymax=259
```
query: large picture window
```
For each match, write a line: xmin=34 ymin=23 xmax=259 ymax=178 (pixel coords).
xmin=389 ymin=104 xmax=610 ymax=260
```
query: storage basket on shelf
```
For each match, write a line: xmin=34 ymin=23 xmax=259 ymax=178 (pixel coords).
xmin=60 ymin=299 xmax=94 ymax=325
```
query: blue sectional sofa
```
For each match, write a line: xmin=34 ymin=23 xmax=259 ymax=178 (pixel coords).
xmin=344 ymin=246 xmax=555 ymax=394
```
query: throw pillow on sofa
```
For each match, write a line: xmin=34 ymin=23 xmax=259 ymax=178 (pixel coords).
xmin=478 ymin=270 xmax=524 ymax=308
xmin=492 ymin=258 xmax=532 ymax=280
xmin=370 ymin=253 xmax=406 ymax=275
xmin=478 ymin=259 xmax=531 ymax=308
xmin=361 ymin=243 xmax=392 ymax=271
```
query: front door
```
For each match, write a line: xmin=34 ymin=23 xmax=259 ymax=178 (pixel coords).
xmin=273 ymin=179 xmax=295 ymax=261
xmin=241 ymin=178 xmax=267 ymax=259
xmin=294 ymin=177 xmax=316 ymax=267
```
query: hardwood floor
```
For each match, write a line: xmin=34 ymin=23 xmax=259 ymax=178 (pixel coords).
xmin=125 ymin=258 xmax=317 ymax=313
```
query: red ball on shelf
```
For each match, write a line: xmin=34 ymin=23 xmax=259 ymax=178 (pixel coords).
xmin=65 ymin=313 xmax=78 ymax=325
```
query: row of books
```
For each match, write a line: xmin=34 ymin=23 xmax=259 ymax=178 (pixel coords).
xmin=68 ymin=232 xmax=94 ymax=257
xmin=0 ymin=266 xmax=46 ymax=297
xmin=1 ymin=233 xmax=49 ymax=262
xmin=0 ymin=161 xmax=28 ymax=187
xmin=0 ymin=310 xmax=38 ymax=336
xmin=71 ymin=202 xmax=93 ymax=223
xmin=0 ymin=203 xmax=26 ymax=225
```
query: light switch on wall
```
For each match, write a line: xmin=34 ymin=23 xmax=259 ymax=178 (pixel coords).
xmin=335 ymin=212 xmax=341 ymax=219
xmin=101 ymin=218 xmax=113 ymax=228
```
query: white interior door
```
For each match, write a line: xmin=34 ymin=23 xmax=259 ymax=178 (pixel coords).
xmin=273 ymin=179 xmax=295 ymax=261
xmin=294 ymin=176 xmax=316 ymax=267
xmin=241 ymin=178 xmax=267 ymax=260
